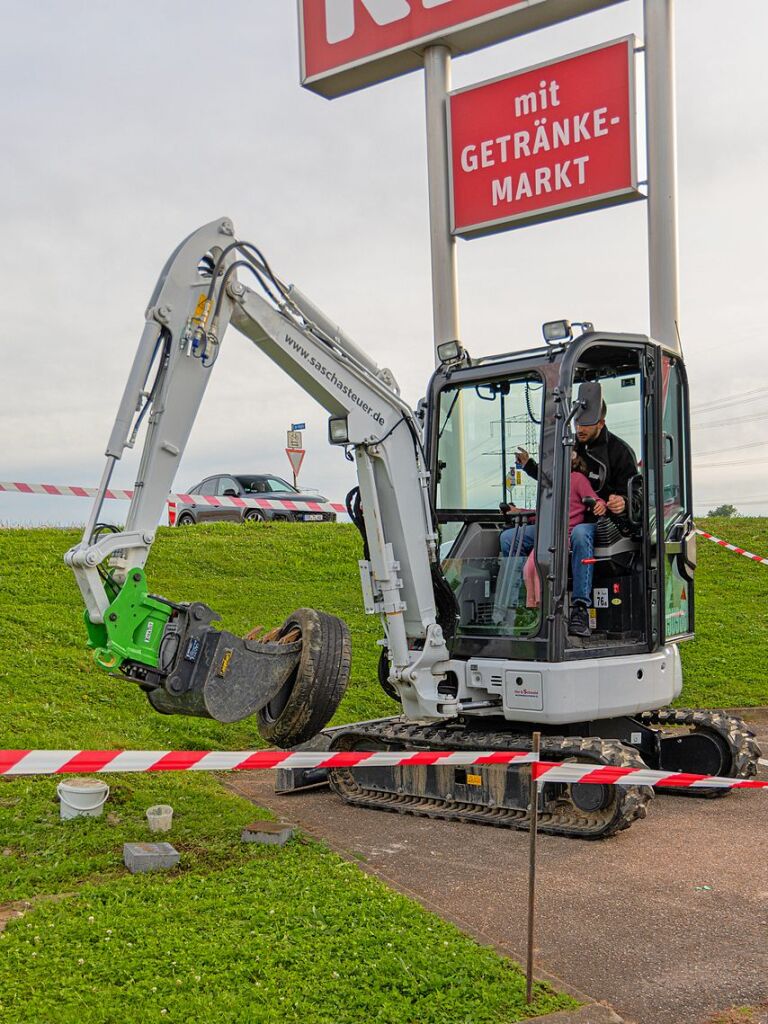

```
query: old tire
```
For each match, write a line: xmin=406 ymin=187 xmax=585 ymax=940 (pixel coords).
xmin=176 ymin=512 xmax=194 ymax=527
xmin=256 ymin=608 xmax=351 ymax=748
xmin=243 ymin=509 xmax=264 ymax=522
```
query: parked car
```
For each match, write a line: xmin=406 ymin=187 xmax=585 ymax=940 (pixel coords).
xmin=173 ymin=473 xmax=336 ymax=526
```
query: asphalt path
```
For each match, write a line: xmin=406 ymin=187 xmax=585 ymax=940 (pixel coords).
xmin=228 ymin=716 xmax=768 ymax=1024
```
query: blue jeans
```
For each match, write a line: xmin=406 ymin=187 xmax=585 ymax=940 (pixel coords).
xmin=571 ymin=522 xmax=596 ymax=605
xmin=500 ymin=524 xmax=536 ymax=558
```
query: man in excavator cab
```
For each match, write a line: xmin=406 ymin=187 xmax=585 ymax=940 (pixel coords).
xmin=503 ymin=381 xmax=639 ymax=637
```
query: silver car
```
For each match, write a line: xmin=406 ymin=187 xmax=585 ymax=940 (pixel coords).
xmin=173 ymin=473 xmax=336 ymax=526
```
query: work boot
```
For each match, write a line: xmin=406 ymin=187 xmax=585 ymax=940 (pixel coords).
xmin=568 ymin=601 xmax=591 ymax=637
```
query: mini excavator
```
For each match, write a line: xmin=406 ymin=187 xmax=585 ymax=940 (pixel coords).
xmin=65 ymin=218 xmax=761 ymax=838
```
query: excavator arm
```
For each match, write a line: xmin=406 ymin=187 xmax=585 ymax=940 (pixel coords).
xmin=65 ymin=219 xmax=454 ymax=725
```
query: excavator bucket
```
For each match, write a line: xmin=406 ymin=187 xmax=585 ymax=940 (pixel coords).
xmin=139 ymin=602 xmax=350 ymax=744
xmin=147 ymin=625 xmax=304 ymax=724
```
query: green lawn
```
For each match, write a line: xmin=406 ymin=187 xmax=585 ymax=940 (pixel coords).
xmin=0 ymin=523 xmax=575 ymax=1024
xmin=676 ymin=518 xmax=768 ymax=706
xmin=0 ymin=517 xmax=765 ymax=1022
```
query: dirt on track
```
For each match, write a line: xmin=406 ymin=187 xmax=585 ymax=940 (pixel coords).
xmin=227 ymin=714 xmax=768 ymax=1024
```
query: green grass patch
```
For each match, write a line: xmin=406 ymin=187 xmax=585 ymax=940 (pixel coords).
xmin=0 ymin=523 xmax=577 ymax=1022
xmin=678 ymin=518 xmax=768 ymax=707
xmin=0 ymin=844 xmax=569 ymax=1024
xmin=0 ymin=516 xmax=764 ymax=1022
xmin=0 ymin=773 xmax=270 ymax=904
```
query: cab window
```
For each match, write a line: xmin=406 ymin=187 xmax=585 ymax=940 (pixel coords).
xmin=436 ymin=374 xmax=543 ymax=512
xmin=435 ymin=373 xmax=544 ymax=638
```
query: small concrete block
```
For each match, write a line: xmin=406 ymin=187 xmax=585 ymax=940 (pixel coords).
xmin=123 ymin=841 xmax=180 ymax=874
xmin=241 ymin=821 xmax=295 ymax=846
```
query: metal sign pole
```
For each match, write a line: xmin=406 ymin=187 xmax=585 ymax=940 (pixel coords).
xmin=643 ymin=0 xmax=681 ymax=354
xmin=424 ymin=45 xmax=461 ymax=367
xmin=525 ymin=730 xmax=541 ymax=1005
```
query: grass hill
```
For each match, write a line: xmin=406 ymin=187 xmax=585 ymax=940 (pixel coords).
xmin=0 ymin=517 xmax=765 ymax=1023
xmin=0 ymin=522 xmax=578 ymax=1024
xmin=2 ymin=517 xmax=766 ymax=756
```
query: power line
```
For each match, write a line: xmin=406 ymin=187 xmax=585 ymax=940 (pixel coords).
xmin=693 ymin=411 xmax=768 ymax=429
xmin=691 ymin=386 xmax=768 ymax=415
xmin=695 ymin=456 xmax=767 ymax=469
xmin=694 ymin=497 xmax=768 ymax=507
xmin=693 ymin=439 xmax=768 ymax=458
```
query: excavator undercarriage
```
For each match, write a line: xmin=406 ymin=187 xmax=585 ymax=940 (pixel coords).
xmin=319 ymin=708 xmax=760 ymax=840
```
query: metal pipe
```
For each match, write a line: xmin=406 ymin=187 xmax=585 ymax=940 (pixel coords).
xmin=284 ymin=284 xmax=382 ymax=377
xmin=424 ymin=45 xmax=461 ymax=366
xmin=644 ymin=0 xmax=682 ymax=354
xmin=526 ymin=730 xmax=541 ymax=1005
xmin=82 ymin=456 xmax=117 ymax=546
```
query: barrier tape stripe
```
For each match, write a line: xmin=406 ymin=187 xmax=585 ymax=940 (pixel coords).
xmin=7 ymin=485 xmax=768 ymax=545
xmin=1 ymin=749 xmax=766 ymax=790
xmin=0 ymin=481 xmax=346 ymax=516
xmin=695 ymin=529 xmax=768 ymax=567
xmin=1 ymin=749 xmax=537 ymax=776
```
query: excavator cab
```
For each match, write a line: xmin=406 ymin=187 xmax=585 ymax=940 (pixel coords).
xmin=428 ymin=330 xmax=696 ymax=666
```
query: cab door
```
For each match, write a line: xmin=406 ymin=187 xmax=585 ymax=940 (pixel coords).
xmin=656 ymin=354 xmax=696 ymax=641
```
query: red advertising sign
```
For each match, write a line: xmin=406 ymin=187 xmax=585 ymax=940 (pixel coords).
xmin=299 ymin=0 xmax=627 ymax=98
xmin=448 ymin=38 xmax=640 ymax=236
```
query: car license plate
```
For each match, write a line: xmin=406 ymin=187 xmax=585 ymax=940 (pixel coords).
xmin=303 ymin=513 xmax=323 ymax=521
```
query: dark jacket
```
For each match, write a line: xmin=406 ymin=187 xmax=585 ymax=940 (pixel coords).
xmin=524 ymin=427 xmax=638 ymax=500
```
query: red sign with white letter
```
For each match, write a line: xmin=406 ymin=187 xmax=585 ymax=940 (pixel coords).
xmin=299 ymin=0 xmax=627 ymax=97
xmin=448 ymin=38 xmax=640 ymax=236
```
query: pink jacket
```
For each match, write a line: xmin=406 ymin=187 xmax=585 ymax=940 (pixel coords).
xmin=524 ymin=471 xmax=600 ymax=608
xmin=569 ymin=471 xmax=600 ymax=529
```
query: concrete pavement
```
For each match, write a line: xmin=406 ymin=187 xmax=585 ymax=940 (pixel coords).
xmin=227 ymin=714 xmax=768 ymax=1024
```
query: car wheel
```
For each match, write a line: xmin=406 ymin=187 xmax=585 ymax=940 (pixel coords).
xmin=244 ymin=509 xmax=264 ymax=523
xmin=176 ymin=512 xmax=195 ymax=527
xmin=257 ymin=608 xmax=351 ymax=748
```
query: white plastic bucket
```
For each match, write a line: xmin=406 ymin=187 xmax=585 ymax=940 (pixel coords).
xmin=146 ymin=804 xmax=174 ymax=833
xmin=56 ymin=777 xmax=110 ymax=820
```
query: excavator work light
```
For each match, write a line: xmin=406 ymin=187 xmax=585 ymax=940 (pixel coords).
xmin=328 ymin=416 xmax=349 ymax=444
xmin=542 ymin=320 xmax=573 ymax=343
xmin=436 ymin=340 xmax=464 ymax=365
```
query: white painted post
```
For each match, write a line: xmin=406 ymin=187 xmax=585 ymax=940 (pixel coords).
xmin=644 ymin=0 xmax=682 ymax=354
xmin=424 ymin=45 xmax=461 ymax=367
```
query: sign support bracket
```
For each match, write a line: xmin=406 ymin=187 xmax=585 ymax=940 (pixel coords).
xmin=424 ymin=45 xmax=461 ymax=367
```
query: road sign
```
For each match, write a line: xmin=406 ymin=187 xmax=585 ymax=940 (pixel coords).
xmin=448 ymin=37 xmax=640 ymax=237
xmin=287 ymin=430 xmax=303 ymax=449
xmin=285 ymin=448 xmax=306 ymax=480
xmin=299 ymin=0 xmax=627 ymax=97
xmin=291 ymin=422 xmax=307 ymax=431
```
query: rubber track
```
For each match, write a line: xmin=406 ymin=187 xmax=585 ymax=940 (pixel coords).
xmin=328 ymin=720 xmax=653 ymax=839
xmin=637 ymin=707 xmax=762 ymax=797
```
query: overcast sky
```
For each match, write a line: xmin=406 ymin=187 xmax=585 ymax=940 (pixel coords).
xmin=1 ymin=0 xmax=766 ymax=526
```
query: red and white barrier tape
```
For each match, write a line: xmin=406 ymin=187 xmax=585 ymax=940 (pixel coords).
xmin=695 ymin=529 xmax=768 ymax=567
xmin=4 ymin=484 xmax=767 ymax=551
xmin=1 ymin=748 xmax=766 ymax=791
xmin=0 ymin=481 xmax=345 ymax=518
xmin=169 ymin=494 xmax=345 ymax=515
xmin=0 ymin=481 xmax=136 ymax=501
